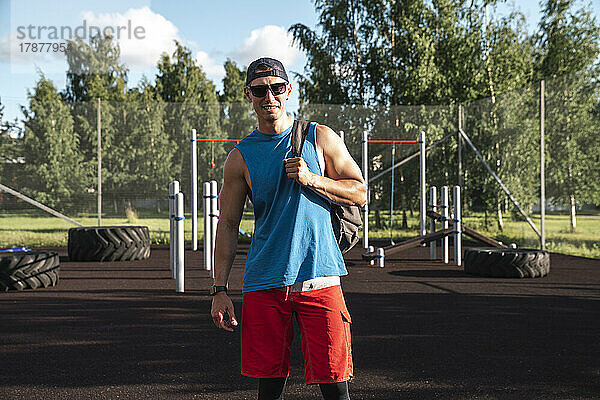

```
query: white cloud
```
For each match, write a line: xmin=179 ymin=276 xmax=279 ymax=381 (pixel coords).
xmin=195 ymin=50 xmax=225 ymax=81
xmin=0 ymin=32 xmax=66 ymax=74
xmin=81 ymin=6 xmax=180 ymax=70
xmin=230 ymin=25 xmax=303 ymax=68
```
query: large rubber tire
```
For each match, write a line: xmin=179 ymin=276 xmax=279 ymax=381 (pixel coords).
xmin=464 ymin=248 xmax=550 ymax=278
xmin=68 ymin=226 xmax=151 ymax=262
xmin=0 ymin=251 xmax=60 ymax=291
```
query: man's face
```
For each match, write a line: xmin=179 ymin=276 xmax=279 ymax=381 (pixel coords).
xmin=244 ymin=75 xmax=291 ymax=123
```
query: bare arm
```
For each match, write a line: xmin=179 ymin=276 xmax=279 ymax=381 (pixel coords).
xmin=211 ymin=148 xmax=250 ymax=332
xmin=284 ymin=124 xmax=367 ymax=207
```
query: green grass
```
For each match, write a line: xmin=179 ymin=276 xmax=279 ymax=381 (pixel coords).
xmin=0 ymin=210 xmax=255 ymax=248
xmin=1 ymin=209 xmax=598 ymax=259
xmin=365 ymin=210 xmax=600 ymax=259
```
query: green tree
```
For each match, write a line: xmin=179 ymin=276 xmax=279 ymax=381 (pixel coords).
xmin=219 ymin=59 xmax=255 ymax=140
xmin=155 ymin=41 xmax=224 ymax=193
xmin=63 ymin=34 xmax=129 ymax=214
xmin=293 ymin=0 xmax=541 ymax=232
xmin=21 ymin=77 xmax=87 ymax=210
xmin=536 ymin=0 xmax=600 ymax=231
xmin=0 ymin=100 xmax=23 ymax=194
xmin=117 ymin=79 xmax=175 ymax=212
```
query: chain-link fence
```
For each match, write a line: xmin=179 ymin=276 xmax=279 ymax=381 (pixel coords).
xmin=1 ymin=74 xmax=599 ymax=255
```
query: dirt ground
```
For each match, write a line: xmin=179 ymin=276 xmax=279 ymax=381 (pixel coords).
xmin=1 ymin=242 xmax=599 ymax=399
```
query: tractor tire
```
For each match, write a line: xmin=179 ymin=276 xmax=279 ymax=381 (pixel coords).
xmin=464 ymin=247 xmax=550 ymax=278
xmin=68 ymin=226 xmax=151 ymax=262
xmin=0 ymin=251 xmax=60 ymax=291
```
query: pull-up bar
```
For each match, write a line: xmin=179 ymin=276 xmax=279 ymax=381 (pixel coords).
xmin=367 ymin=139 xmax=421 ymax=144
xmin=362 ymin=131 xmax=426 ymax=250
xmin=194 ymin=138 xmax=241 ymax=143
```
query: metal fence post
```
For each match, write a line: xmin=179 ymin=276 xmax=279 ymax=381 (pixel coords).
xmin=419 ymin=131 xmax=426 ymax=238
xmin=540 ymin=80 xmax=546 ymax=251
xmin=97 ymin=98 xmax=102 ymax=226
xmin=191 ymin=128 xmax=198 ymax=251
xmin=362 ymin=130 xmax=369 ymax=249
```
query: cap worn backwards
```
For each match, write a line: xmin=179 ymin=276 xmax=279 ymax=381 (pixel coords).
xmin=246 ymin=57 xmax=289 ymax=86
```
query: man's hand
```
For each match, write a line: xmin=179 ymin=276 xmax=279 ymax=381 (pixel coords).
xmin=283 ymin=157 xmax=315 ymax=186
xmin=211 ymin=293 xmax=238 ymax=332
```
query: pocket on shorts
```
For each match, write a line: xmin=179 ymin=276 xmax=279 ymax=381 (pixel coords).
xmin=340 ymin=309 xmax=352 ymax=324
xmin=340 ymin=309 xmax=353 ymax=376
xmin=340 ymin=310 xmax=352 ymax=349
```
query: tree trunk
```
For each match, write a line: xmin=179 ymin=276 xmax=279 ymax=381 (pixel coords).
xmin=497 ymin=199 xmax=504 ymax=232
xmin=484 ymin=209 xmax=489 ymax=230
xmin=375 ymin=209 xmax=382 ymax=229
xmin=569 ymin=194 xmax=577 ymax=231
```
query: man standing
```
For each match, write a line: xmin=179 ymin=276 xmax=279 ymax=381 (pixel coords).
xmin=210 ymin=57 xmax=366 ymax=400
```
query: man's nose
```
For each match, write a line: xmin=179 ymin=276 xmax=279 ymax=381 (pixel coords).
xmin=265 ymin=87 xmax=276 ymax=101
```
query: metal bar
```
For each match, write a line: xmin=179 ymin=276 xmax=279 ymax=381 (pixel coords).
xmin=210 ymin=180 xmax=218 ymax=279
xmin=362 ymin=228 xmax=455 ymax=259
xmin=419 ymin=131 xmax=426 ymax=237
xmin=369 ymin=131 xmax=456 ymax=184
xmin=540 ymin=80 xmax=546 ymax=250
xmin=191 ymin=128 xmax=198 ymax=251
xmin=367 ymin=139 xmax=420 ymax=144
xmin=429 ymin=186 xmax=437 ymax=260
xmin=390 ymin=143 xmax=395 ymax=245
xmin=0 ymin=183 xmax=82 ymax=227
xmin=176 ymin=192 xmax=185 ymax=292
xmin=195 ymin=139 xmax=241 ymax=142
xmin=459 ymin=129 xmax=542 ymax=238
xmin=427 ymin=210 xmax=508 ymax=248
xmin=441 ymin=186 xmax=449 ymax=264
xmin=362 ymin=130 xmax=369 ymax=249
xmin=458 ymin=105 xmax=463 ymax=188
xmin=169 ymin=181 xmax=178 ymax=277
xmin=97 ymin=98 xmax=102 ymax=227
xmin=203 ymin=182 xmax=211 ymax=272
xmin=453 ymin=186 xmax=462 ymax=266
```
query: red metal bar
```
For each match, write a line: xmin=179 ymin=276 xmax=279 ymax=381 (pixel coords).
xmin=367 ymin=139 xmax=420 ymax=144
xmin=195 ymin=139 xmax=241 ymax=143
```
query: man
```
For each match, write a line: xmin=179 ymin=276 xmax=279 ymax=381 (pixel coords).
xmin=210 ymin=57 xmax=366 ymax=400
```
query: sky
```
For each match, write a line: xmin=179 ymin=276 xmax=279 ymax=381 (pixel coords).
xmin=0 ymin=0 xmax=599 ymax=125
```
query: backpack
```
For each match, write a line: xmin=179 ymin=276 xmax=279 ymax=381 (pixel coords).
xmin=291 ymin=120 xmax=362 ymax=254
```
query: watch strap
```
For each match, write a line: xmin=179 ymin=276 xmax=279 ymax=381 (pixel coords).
xmin=210 ymin=285 xmax=228 ymax=296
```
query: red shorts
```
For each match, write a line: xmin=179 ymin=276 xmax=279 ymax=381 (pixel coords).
xmin=241 ymin=285 xmax=353 ymax=384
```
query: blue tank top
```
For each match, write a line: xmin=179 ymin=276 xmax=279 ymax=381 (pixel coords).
xmin=235 ymin=122 xmax=347 ymax=293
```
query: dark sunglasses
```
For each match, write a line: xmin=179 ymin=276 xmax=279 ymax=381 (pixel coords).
xmin=248 ymin=82 xmax=288 ymax=97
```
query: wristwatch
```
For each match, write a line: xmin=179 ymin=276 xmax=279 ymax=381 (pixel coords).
xmin=210 ymin=285 xmax=228 ymax=296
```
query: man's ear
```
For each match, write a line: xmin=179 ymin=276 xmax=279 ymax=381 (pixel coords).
xmin=243 ymin=87 xmax=252 ymax=102
xmin=286 ymin=83 xmax=292 ymax=100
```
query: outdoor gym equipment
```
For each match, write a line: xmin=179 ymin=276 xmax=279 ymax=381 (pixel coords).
xmin=361 ymin=131 xmax=426 ymax=250
xmin=364 ymin=185 xmax=463 ymax=267
xmin=169 ymin=180 xmax=185 ymax=292
xmin=190 ymin=128 xmax=241 ymax=251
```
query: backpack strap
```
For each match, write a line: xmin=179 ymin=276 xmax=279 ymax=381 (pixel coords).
xmin=291 ymin=120 xmax=310 ymax=158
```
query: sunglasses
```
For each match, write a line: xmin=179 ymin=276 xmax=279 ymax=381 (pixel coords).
xmin=248 ymin=82 xmax=288 ymax=97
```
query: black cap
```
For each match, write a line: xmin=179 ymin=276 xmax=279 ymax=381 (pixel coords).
xmin=246 ymin=57 xmax=289 ymax=86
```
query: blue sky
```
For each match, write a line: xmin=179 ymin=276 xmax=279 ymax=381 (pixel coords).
xmin=1 ymin=0 xmax=599 ymax=124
